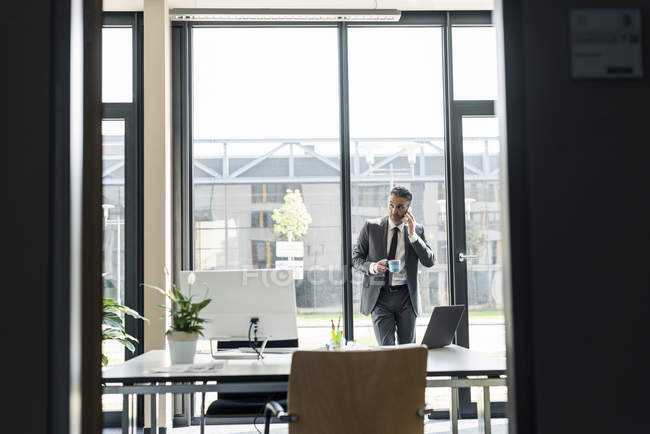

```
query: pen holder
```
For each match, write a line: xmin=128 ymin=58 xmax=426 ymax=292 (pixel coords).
xmin=327 ymin=331 xmax=344 ymax=351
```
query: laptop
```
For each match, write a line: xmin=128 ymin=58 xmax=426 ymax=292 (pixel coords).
xmin=420 ymin=305 xmax=465 ymax=349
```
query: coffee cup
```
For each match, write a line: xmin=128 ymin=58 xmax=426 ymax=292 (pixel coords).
xmin=387 ymin=259 xmax=400 ymax=273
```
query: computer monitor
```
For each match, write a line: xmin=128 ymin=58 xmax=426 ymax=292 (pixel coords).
xmin=178 ymin=269 xmax=298 ymax=342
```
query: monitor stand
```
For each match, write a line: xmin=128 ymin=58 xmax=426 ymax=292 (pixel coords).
xmin=209 ymin=337 xmax=269 ymax=360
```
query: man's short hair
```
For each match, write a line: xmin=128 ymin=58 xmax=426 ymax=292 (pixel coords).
xmin=390 ymin=186 xmax=412 ymax=203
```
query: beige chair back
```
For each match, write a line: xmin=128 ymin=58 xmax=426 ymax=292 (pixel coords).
xmin=287 ymin=345 xmax=428 ymax=434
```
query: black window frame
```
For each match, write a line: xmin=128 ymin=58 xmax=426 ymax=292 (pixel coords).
xmin=172 ymin=10 xmax=505 ymax=423
xmin=101 ymin=11 xmax=144 ymax=428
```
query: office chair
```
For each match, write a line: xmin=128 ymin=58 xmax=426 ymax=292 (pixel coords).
xmin=264 ymin=345 xmax=433 ymax=434
xmin=204 ymin=338 xmax=298 ymax=420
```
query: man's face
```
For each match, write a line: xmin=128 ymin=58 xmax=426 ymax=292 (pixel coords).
xmin=387 ymin=195 xmax=410 ymax=225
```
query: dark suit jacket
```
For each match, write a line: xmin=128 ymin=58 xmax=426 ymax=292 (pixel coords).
xmin=352 ymin=216 xmax=435 ymax=316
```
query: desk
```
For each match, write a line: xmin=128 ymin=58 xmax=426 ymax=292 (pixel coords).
xmin=103 ymin=345 xmax=506 ymax=434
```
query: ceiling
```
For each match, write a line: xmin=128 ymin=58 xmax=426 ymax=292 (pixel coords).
xmin=103 ymin=0 xmax=495 ymax=12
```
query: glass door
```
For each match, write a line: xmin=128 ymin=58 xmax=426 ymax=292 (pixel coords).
xmin=448 ymin=101 xmax=507 ymax=417
xmin=461 ymin=115 xmax=505 ymax=359
xmin=102 ymin=12 xmax=144 ymax=428
xmin=101 ymin=116 xmax=126 ymax=415
xmin=347 ymin=25 xmax=448 ymax=347
xmin=101 ymin=108 xmax=138 ymax=417
xmin=446 ymin=23 xmax=506 ymax=420
xmin=102 ymin=117 xmax=127 ymax=315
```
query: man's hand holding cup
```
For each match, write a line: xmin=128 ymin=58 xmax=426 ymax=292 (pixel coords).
xmin=375 ymin=258 xmax=388 ymax=274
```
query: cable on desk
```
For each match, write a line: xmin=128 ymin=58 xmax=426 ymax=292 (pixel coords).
xmin=248 ymin=317 xmax=263 ymax=359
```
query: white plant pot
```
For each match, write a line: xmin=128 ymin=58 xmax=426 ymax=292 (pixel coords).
xmin=167 ymin=331 xmax=198 ymax=364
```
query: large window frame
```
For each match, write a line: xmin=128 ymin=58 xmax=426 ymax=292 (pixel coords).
xmin=172 ymin=10 xmax=504 ymax=422
xmin=102 ymin=11 xmax=144 ymax=428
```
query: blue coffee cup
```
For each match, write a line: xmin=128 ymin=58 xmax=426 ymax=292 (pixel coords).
xmin=387 ymin=259 xmax=400 ymax=273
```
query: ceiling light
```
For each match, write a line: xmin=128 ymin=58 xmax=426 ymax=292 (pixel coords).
xmin=170 ymin=9 xmax=402 ymax=22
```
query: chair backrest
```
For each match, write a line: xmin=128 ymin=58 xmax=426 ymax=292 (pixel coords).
xmin=287 ymin=345 xmax=428 ymax=434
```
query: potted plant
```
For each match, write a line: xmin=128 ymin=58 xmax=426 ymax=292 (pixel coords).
xmin=143 ymin=271 xmax=211 ymax=364
xmin=102 ymin=297 xmax=148 ymax=367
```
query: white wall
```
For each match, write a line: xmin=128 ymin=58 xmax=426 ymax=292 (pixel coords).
xmin=143 ymin=0 xmax=173 ymax=428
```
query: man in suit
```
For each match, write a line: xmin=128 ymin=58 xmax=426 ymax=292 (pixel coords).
xmin=352 ymin=186 xmax=435 ymax=345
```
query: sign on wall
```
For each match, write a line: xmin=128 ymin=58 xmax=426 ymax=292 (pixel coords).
xmin=570 ymin=9 xmax=643 ymax=79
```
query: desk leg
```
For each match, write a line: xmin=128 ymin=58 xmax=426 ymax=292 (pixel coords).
xmin=122 ymin=394 xmax=129 ymax=434
xmin=184 ymin=392 xmax=192 ymax=426
xmin=451 ymin=379 xmax=459 ymax=434
xmin=150 ymin=383 xmax=158 ymax=434
xmin=200 ymin=385 xmax=206 ymax=434
xmin=132 ymin=393 xmax=138 ymax=433
xmin=122 ymin=392 xmax=137 ymax=434
xmin=476 ymin=386 xmax=491 ymax=434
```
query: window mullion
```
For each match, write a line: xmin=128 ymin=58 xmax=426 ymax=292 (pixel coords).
xmin=338 ymin=22 xmax=354 ymax=342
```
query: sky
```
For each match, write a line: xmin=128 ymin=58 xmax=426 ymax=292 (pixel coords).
xmin=102 ymin=25 xmax=499 ymax=157
xmin=102 ymin=27 xmax=133 ymax=103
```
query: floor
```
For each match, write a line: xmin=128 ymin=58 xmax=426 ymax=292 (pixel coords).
xmin=103 ymin=418 xmax=508 ymax=433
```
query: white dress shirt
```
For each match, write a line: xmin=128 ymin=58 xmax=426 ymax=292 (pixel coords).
xmin=370 ymin=220 xmax=420 ymax=286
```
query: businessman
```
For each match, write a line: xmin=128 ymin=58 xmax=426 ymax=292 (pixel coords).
xmin=352 ymin=186 xmax=435 ymax=345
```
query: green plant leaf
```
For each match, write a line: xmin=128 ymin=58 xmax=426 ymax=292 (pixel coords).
xmin=103 ymin=330 xmax=127 ymax=340
xmin=102 ymin=297 xmax=148 ymax=366
xmin=123 ymin=332 xmax=139 ymax=342
xmin=112 ymin=304 xmax=148 ymax=321
xmin=140 ymin=275 xmax=210 ymax=335
xmin=196 ymin=298 xmax=211 ymax=311
xmin=171 ymin=285 xmax=185 ymax=303
xmin=117 ymin=339 xmax=135 ymax=353
xmin=103 ymin=316 xmax=123 ymax=330
xmin=140 ymin=283 xmax=166 ymax=295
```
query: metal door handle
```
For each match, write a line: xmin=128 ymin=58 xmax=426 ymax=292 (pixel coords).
xmin=458 ymin=252 xmax=478 ymax=263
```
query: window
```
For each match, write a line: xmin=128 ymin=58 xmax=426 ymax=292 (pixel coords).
xmin=452 ymin=26 xmax=498 ymax=100
xmin=252 ymin=183 xmax=301 ymax=203
xmin=101 ymin=13 xmax=142 ymax=418
xmin=348 ymin=26 xmax=449 ymax=345
xmin=174 ymin=12 xmax=506 ymax=420
xmin=355 ymin=184 xmax=389 ymax=208
xmin=251 ymin=240 xmax=276 ymax=269
xmin=251 ymin=211 xmax=274 ymax=228
xmin=190 ymin=27 xmax=342 ymax=350
xmin=102 ymin=27 xmax=133 ymax=102
xmin=437 ymin=241 xmax=448 ymax=265
xmin=102 ymin=120 xmax=126 ymax=306
xmin=177 ymin=17 xmax=502 ymax=351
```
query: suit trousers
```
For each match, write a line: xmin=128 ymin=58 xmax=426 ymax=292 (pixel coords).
xmin=370 ymin=285 xmax=417 ymax=345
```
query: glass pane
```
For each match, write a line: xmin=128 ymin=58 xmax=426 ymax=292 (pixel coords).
xmin=191 ymin=27 xmax=342 ymax=362
xmin=462 ymin=116 xmax=507 ymax=403
xmin=452 ymin=27 xmax=498 ymax=100
xmin=348 ymin=27 xmax=448 ymax=350
xmin=102 ymin=27 xmax=133 ymax=102
xmin=101 ymin=119 xmax=125 ymax=411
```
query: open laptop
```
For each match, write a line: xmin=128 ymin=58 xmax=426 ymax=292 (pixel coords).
xmin=420 ymin=305 xmax=465 ymax=349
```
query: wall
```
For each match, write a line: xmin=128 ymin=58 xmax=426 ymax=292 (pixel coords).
xmin=6 ymin=1 xmax=103 ymax=433
xmin=5 ymin=1 xmax=54 ymax=431
xmin=143 ymin=0 xmax=174 ymax=428
xmin=500 ymin=1 xmax=650 ymax=432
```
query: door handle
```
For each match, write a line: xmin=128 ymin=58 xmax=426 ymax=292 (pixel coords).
xmin=457 ymin=252 xmax=478 ymax=263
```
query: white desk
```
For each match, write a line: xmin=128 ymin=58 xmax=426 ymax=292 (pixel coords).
xmin=103 ymin=345 xmax=506 ymax=434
